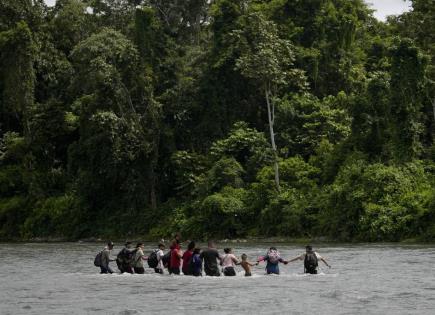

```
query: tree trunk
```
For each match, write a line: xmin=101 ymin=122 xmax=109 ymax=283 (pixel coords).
xmin=265 ymin=86 xmax=280 ymax=191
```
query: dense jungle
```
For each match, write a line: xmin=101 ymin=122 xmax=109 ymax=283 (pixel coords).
xmin=0 ymin=0 xmax=434 ymax=241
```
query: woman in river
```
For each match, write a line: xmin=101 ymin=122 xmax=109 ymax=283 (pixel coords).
xmin=182 ymin=241 xmax=195 ymax=275
xmin=257 ymin=247 xmax=288 ymax=275
xmin=221 ymin=248 xmax=240 ymax=276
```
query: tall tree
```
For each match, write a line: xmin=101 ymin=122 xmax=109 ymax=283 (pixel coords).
xmin=233 ymin=12 xmax=306 ymax=190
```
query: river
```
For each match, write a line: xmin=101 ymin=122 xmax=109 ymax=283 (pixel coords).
xmin=1 ymin=242 xmax=434 ymax=314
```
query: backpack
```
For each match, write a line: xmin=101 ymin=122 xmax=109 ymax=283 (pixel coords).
xmin=188 ymin=256 xmax=196 ymax=274
xmin=304 ymin=251 xmax=318 ymax=271
xmin=94 ymin=251 xmax=103 ymax=267
xmin=267 ymin=250 xmax=280 ymax=264
xmin=148 ymin=250 xmax=159 ymax=268
xmin=116 ymin=248 xmax=136 ymax=270
xmin=162 ymin=251 xmax=171 ymax=268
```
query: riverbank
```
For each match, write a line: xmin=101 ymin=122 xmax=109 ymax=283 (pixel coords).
xmin=0 ymin=235 xmax=432 ymax=244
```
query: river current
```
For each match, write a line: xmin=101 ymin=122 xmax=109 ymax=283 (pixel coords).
xmin=1 ymin=242 xmax=434 ymax=315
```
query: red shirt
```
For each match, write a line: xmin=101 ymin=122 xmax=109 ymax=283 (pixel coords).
xmin=170 ymin=244 xmax=182 ymax=268
xmin=182 ymin=250 xmax=193 ymax=274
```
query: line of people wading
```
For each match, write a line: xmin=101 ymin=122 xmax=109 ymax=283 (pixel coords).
xmin=94 ymin=235 xmax=331 ymax=277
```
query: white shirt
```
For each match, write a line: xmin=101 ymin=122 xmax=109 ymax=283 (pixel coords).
xmin=156 ymin=249 xmax=164 ymax=270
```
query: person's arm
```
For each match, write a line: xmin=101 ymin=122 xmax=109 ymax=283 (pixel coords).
xmin=320 ymin=257 xmax=331 ymax=268
xmin=278 ymin=257 xmax=289 ymax=265
xmin=257 ymin=255 xmax=267 ymax=264
xmin=216 ymin=251 xmax=223 ymax=263
xmin=287 ymin=254 xmax=304 ymax=263
xmin=176 ymin=249 xmax=183 ymax=258
xmin=248 ymin=261 xmax=259 ymax=266
xmin=231 ymin=255 xmax=240 ymax=265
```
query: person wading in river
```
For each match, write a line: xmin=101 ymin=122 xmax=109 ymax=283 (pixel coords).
xmin=200 ymin=240 xmax=222 ymax=276
xmin=182 ymin=241 xmax=195 ymax=275
xmin=116 ymin=241 xmax=135 ymax=274
xmin=100 ymin=241 xmax=116 ymax=274
xmin=257 ymin=247 xmax=288 ymax=275
xmin=221 ymin=248 xmax=240 ymax=276
xmin=287 ymin=245 xmax=331 ymax=274
xmin=133 ymin=243 xmax=146 ymax=274
xmin=169 ymin=240 xmax=183 ymax=275
xmin=240 ymin=253 xmax=258 ymax=277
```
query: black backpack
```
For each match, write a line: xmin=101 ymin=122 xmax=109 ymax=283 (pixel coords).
xmin=148 ymin=250 xmax=159 ymax=268
xmin=188 ymin=255 xmax=196 ymax=275
xmin=94 ymin=251 xmax=102 ymax=267
xmin=162 ymin=251 xmax=171 ymax=268
xmin=304 ymin=251 xmax=318 ymax=271
xmin=117 ymin=248 xmax=136 ymax=264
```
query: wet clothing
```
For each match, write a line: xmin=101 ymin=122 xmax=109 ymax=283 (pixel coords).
xmin=192 ymin=254 xmax=202 ymax=276
xmin=222 ymin=254 xmax=238 ymax=276
xmin=100 ymin=247 xmax=114 ymax=274
xmin=133 ymin=248 xmax=145 ymax=269
xmin=182 ymin=250 xmax=194 ymax=275
xmin=262 ymin=252 xmax=285 ymax=275
xmin=116 ymin=247 xmax=135 ymax=274
xmin=134 ymin=267 xmax=145 ymax=274
xmin=223 ymin=267 xmax=236 ymax=276
xmin=200 ymin=248 xmax=221 ymax=276
xmin=100 ymin=266 xmax=113 ymax=274
xmin=170 ymin=246 xmax=182 ymax=268
xmin=155 ymin=249 xmax=164 ymax=273
xmin=266 ymin=263 xmax=280 ymax=275
xmin=298 ymin=251 xmax=322 ymax=274
xmin=169 ymin=267 xmax=180 ymax=275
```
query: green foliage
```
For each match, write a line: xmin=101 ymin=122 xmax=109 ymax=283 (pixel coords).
xmin=210 ymin=122 xmax=273 ymax=179
xmin=276 ymin=93 xmax=351 ymax=158
xmin=252 ymin=156 xmax=321 ymax=236
xmin=0 ymin=0 xmax=433 ymax=241
xmin=320 ymin=158 xmax=434 ymax=241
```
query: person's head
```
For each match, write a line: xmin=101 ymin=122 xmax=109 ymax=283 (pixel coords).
xmin=170 ymin=240 xmax=179 ymax=249
xmin=207 ymin=240 xmax=215 ymax=248
xmin=158 ymin=243 xmax=165 ymax=250
xmin=241 ymin=253 xmax=247 ymax=261
xmin=136 ymin=242 xmax=144 ymax=249
xmin=224 ymin=248 xmax=232 ymax=254
xmin=107 ymin=241 xmax=114 ymax=250
xmin=187 ymin=241 xmax=196 ymax=251
xmin=193 ymin=248 xmax=201 ymax=255
xmin=306 ymin=245 xmax=313 ymax=252
xmin=269 ymin=246 xmax=277 ymax=251
xmin=174 ymin=233 xmax=181 ymax=243
xmin=125 ymin=241 xmax=132 ymax=248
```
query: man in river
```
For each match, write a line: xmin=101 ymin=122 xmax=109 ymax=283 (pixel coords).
xmin=200 ymin=240 xmax=222 ymax=276
xmin=287 ymin=245 xmax=331 ymax=274
xmin=116 ymin=241 xmax=135 ymax=274
xmin=101 ymin=241 xmax=116 ymax=274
